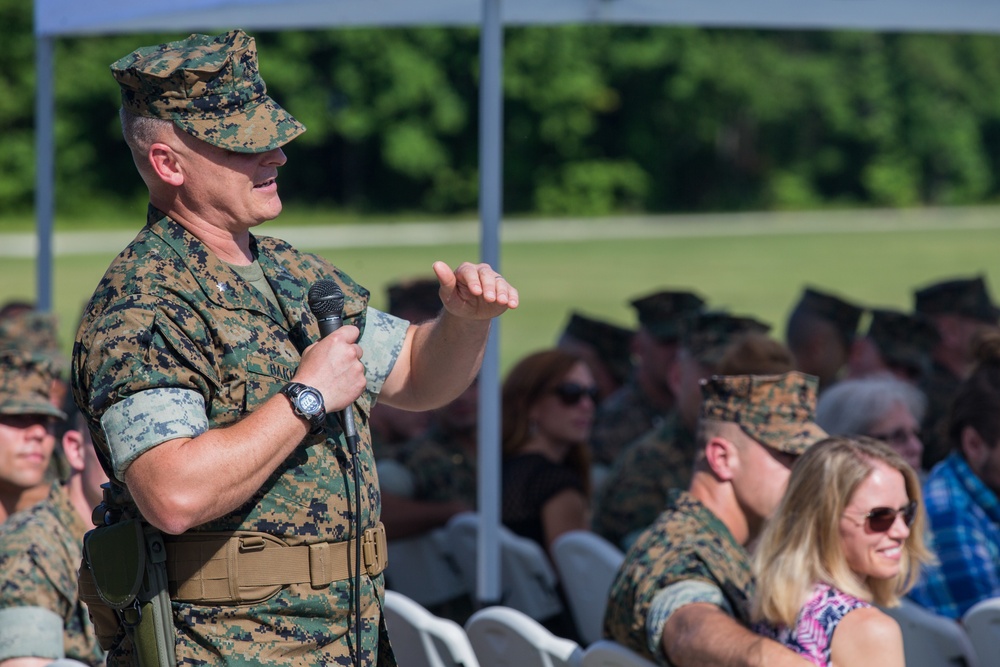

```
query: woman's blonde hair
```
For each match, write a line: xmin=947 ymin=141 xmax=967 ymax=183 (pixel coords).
xmin=751 ymin=435 xmax=933 ymax=627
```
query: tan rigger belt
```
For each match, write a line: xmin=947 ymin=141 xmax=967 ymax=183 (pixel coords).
xmin=163 ymin=522 xmax=387 ymax=604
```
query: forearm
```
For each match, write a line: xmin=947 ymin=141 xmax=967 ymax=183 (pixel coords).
xmin=382 ymin=312 xmax=491 ymax=411
xmin=124 ymin=393 xmax=309 ymax=534
xmin=663 ymin=604 xmax=810 ymax=667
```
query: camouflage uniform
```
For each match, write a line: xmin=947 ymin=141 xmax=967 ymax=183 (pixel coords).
xmin=603 ymin=490 xmax=754 ymax=666
xmin=0 ymin=483 xmax=104 ymax=665
xmin=395 ymin=426 xmax=477 ymax=506
xmin=603 ymin=372 xmax=826 ymax=666
xmin=591 ymin=413 xmax=696 ymax=550
xmin=73 ymin=208 xmax=405 ymax=666
xmin=589 ymin=377 xmax=663 ymax=468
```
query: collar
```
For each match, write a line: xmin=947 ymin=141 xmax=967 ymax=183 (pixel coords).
xmin=947 ymin=452 xmax=1000 ymax=524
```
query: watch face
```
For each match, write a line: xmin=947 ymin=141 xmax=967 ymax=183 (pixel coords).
xmin=298 ymin=390 xmax=323 ymax=415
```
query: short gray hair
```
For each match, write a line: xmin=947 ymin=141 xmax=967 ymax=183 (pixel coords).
xmin=119 ymin=107 xmax=172 ymax=154
xmin=816 ymin=375 xmax=926 ymax=436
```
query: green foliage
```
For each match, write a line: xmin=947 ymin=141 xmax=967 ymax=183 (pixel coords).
xmin=7 ymin=2 xmax=1000 ymax=217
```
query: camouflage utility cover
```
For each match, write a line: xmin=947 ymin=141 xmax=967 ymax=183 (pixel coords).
xmin=72 ymin=206 xmax=402 ymax=665
xmin=592 ymin=412 xmax=696 ymax=550
xmin=914 ymin=275 xmax=1000 ymax=324
xmin=0 ymin=310 xmax=67 ymax=374
xmin=561 ymin=311 xmax=634 ymax=385
xmin=867 ymin=308 xmax=939 ymax=375
xmin=0 ymin=350 xmax=66 ymax=419
xmin=699 ymin=371 xmax=826 ymax=455
xmin=630 ymin=290 xmax=706 ymax=341
xmin=0 ymin=483 xmax=104 ymax=665
xmin=680 ymin=312 xmax=771 ymax=368
xmin=794 ymin=287 xmax=864 ymax=345
xmin=111 ymin=29 xmax=305 ymax=153
xmin=604 ymin=490 xmax=754 ymax=665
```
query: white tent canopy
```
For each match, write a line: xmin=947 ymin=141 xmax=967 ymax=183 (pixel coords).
xmin=33 ymin=0 xmax=1000 ymax=609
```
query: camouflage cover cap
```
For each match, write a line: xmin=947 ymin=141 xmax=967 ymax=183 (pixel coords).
xmin=699 ymin=371 xmax=826 ymax=455
xmin=795 ymin=287 xmax=864 ymax=343
xmin=111 ymin=29 xmax=305 ymax=153
xmin=681 ymin=311 xmax=771 ymax=368
xmin=0 ymin=351 xmax=66 ymax=419
xmin=629 ymin=289 xmax=706 ymax=341
xmin=913 ymin=275 xmax=1000 ymax=324
xmin=867 ymin=308 xmax=940 ymax=373
xmin=561 ymin=311 xmax=635 ymax=382
xmin=0 ymin=310 xmax=67 ymax=376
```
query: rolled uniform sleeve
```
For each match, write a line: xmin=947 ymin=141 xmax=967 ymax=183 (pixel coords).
xmin=647 ymin=580 xmax=732 ymax=664
xmin=359 ymin=307 xmax=409 ymax=395
xmin=0 ymin=607 xmax=66 ymax=662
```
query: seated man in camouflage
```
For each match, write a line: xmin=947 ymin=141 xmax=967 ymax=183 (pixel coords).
xmin=0 ymin=370 xmax=107 ymax=665
xmin=604 ymin=371 xmax=825 ymax=667
xmin=592 ymin=312 xmax=776 ymax=550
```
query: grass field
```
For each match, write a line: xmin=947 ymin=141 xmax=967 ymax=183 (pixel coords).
xmin=5 ymin=208 xmax=1000 ymax=373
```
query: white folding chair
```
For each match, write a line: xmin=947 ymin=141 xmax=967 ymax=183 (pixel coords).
xmin=383 ymin=590 xmax=480 ymax=667
xmin=580 ymin=640 xmax=659 ymax=667
xmin=881 ymin=598 xmax=979 ymax=667
xmin=386 ymin=528 xmax=469 ymax=609
xmin=550 ymin=530 xmax=625 ymax=645
xmin=465 ymin=605 xmax=584 ymax=667
xmin=446 ymin=512 xmax=564 ymax=622
xmin=961 ymin=597 xmax=1000 ymax=666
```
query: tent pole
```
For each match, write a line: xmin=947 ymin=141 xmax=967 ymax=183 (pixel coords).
xmin=476 ymin=0 xmax=503 ymax=608
xmin=35 ymin=35 xmax=56 ymax=312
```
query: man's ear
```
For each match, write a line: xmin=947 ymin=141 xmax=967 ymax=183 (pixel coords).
xmin=149 ymin=142 xmax=185 ymax=186
xmin=61 ymin=429 xmax=86 ymax=474
xmin=704 ymin=436 xmax=737 ymax=482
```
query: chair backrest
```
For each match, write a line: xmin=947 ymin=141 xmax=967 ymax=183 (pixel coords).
xmin=383 ymin=590 xmax=481 ymax=667
xmin=386 ymin=528 xmax=469 ymax=608
xmin=961 ymin=596 xmax=1000 ymax=666
xmin=550 ymin=530 xmax=625 ymax=645
xmin=881 ymin=599 xmax=979 ymax=667
xmin=465 ymin=605 xmax=584 ymax=667
xmin=580 ymin=640 xmax=659 ymax=667
xmin=446 ymin=512 xmax=564 ymax=621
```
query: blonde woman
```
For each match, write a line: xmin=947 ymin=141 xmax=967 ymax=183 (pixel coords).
xmin=751 ymin=436 xmax=933 ymax=667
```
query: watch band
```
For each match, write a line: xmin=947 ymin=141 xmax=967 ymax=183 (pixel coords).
xmin=281 ymin=382 xmax=326 ymax=433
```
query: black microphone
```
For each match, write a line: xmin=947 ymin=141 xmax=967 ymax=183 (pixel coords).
xmin=308 ymin=279 xmax=361 ymax=453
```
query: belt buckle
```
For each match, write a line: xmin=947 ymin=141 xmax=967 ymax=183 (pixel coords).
xmin=361 ymin=524 xmax=387 ymax=576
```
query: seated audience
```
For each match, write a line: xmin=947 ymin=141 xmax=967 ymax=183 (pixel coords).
xmin=0 ymin=397 xmax=108 ymax=666
xmin=590 ymin=290 xmax=705 ymax=468
xmin=557 ymin=311 xmax=634 ymax=404
xmin=847 ymin=308 xmax=939 ymax=384
xmin=815 ymin=375 xmax=926 ymax=474
xmin=592 ymin=314 xmax=773 ymax=550
xmin=914 ymin=275 xmax=1000 ymax=470
xmin=752 ymin=436 xmax=931 ymax=667
xmin=909 ymin=331 xmax=1000 ymax=619
xmin=785 ymin=287 xmax=863 ymax=391
xmin=0 ymin=352 xmax=63 ymax=524
xmin=603 ymin=371 xmax=826 ymax=667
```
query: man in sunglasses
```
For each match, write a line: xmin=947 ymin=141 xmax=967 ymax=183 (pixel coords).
xmin=604 ymin=371 xmax=826 ymax=667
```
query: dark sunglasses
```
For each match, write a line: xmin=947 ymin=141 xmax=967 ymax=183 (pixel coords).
xmin=551 ymin=383 xmax=599 ymax=407
xmin=854 ymin=501 xmax=918 ymax=532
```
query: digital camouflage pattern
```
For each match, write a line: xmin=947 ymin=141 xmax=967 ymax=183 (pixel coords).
xmin=792 ymin=287 xmax=864 ymax=346
xmin=866 ymin=308 xmax=939 ymax=377
xmin=72 ymin=207 xmax=402 ymax=666
xmin=0 ymin=310 xmax=68 ymax=375
xmin=560 ymin=312 xmax=634 ymax=386
xmin=0 ymin=350 xmax=66 ymax=419
xmin=630 ymin=290 xmax=706 ymax=342
xmin=914 ymin=275 xmax=1000 ymax=324
xmin=592 ymin=412 xmax=696 ymax=550
xmin=396 ymin=426 xmax=477 ymax=507
xmin=603 ymin=490 xmax=754 ymax=665
xmin=699 ymin=371 xmax=826 ymax=455
xmin=590 ymin=376 xmax=665 ymax=468
xmin=0 ymin=483 xmax=104 ymax=665
xmin=111 ymin=30 xmax=305 ymax=154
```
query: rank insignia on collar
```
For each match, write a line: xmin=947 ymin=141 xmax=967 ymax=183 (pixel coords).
xmin=217 ymin=282 xmax=228 ymax=293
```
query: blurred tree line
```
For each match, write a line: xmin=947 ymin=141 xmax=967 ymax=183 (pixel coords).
xmin=5 ymin=0 xmax=1000 ymax=218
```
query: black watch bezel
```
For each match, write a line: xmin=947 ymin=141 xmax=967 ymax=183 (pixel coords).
xmin=281 ymin=382 xmax=326 ymax=432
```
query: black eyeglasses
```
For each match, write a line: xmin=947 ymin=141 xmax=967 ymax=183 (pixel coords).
xmin=551 ymin=383 xmax=599 ymax=407
xmin=869 ymin=427 xmax=920 ymax=448
xmin=848 ymin=501 xmax=918 ymax=532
